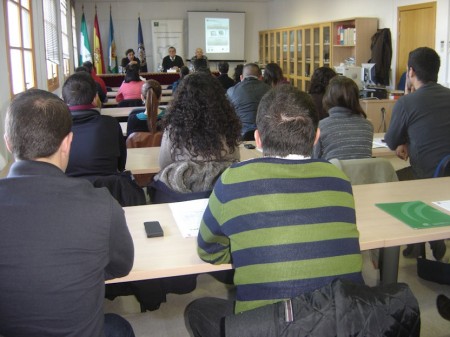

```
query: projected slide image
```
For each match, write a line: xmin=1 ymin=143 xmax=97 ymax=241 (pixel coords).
xmin=205 ymin=18 xmax=230 ymax=53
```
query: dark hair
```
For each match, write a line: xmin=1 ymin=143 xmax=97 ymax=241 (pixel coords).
xmin=125 ymin=48 xmax=135 ymax=56
xmin=163 ymin=72 xmax=241 ymax=160
xmin=193 ymin=58 xmax=208 ymax=71
xmin=179 ymin=66 xmax=190 ymax=78
xmin=62 ymin=72 xmax=96 ymax=105
xmin=243 ymin=63 xmax=261 ymax=78
xmin=141 ymin=79 xmax=162 ymax=133
xmin=5 ymin=89 xmax=72 ymax=160
xmin=263 ymin=63 xmax=284 ymax=86
xmin=408 ymin=47 xmax=440 ymax=83
xmin=82 ymin=61 xmax=93 ymax=72
xmin=323 ymin=76 xmax=366 ymax=118
xmin=75 ymin=66 xmax=89 ymax=73
xmin=218 ymin=62 xmax=229 ymax=74
xmin=257 ymin=84 xmax=318 ymax=157
xmin=233 ymin=64 xmax=244 ymax=83
xmin=309 ymin=67 xmax=337 ymax=94
xmin=124 ymin=64 xmax=141 ymax=83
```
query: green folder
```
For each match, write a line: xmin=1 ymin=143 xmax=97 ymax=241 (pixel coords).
xmin=376 ymin=201 xmax=450 ymax=229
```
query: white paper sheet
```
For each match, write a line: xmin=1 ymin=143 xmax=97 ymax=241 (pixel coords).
xmin=433 ymin=200 xmax=450 ymax=212
xmin=372 ymin=137 xmax=388 ymax=149
xmin=169 ymin=199 xmax=209 ymax=238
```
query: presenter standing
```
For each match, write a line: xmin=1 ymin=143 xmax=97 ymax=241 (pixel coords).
xmin=162 ymin=47 xmax=184 ymax=72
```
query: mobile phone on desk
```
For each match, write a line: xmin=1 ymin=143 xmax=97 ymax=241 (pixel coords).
xmin=144 ymin=221 xmax=164 ymax=238
xmin=244 ymin=143 xmax=256 ymax=149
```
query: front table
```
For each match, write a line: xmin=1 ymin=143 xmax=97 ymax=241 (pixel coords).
xmin=108 ymin=177 xmax=450 ymax=284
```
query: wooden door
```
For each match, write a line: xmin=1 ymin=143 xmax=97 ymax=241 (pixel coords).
xmin=396 ymin=2 xmax=436 ymax=86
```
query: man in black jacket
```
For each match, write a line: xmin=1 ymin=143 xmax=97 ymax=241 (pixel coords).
xmin=162 ymin=46 xmax=184 ymax=72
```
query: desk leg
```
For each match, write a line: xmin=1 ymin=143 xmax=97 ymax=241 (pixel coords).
xmin=380 ymin=246 xmax=400 ymax=285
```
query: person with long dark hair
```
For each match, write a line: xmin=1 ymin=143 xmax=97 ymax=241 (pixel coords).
xmin=263 ymin=62 xmax=288 ymax=87
xmin=115 ymin=64 xmax=144 ymax=103
xmin=155 ymin=72 xmax=241 ymax=194
xmin=313 ymin=76 xmax=373 ymax=160
xmin=309 ymin=67 xmax=337 ymax=120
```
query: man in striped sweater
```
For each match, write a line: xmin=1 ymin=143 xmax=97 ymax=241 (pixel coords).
xmin=186 ymin=85 xmax=363 ymax=337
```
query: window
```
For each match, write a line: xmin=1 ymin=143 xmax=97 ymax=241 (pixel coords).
xmin=4 ymin=0 xmax=36 ymax=96
xmin=60 ymin=0 xmax=69 ymax=79
xmin=71 ymin=2 xmax=78 ymax=69
xmin=43 ymin=0 xmax=59 ymax=91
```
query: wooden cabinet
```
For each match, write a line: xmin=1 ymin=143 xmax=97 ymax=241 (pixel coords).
xmin=360 ymin=99 xmax=396 ymax=133
xmin=259 ymin=18 xmax=377 ymax=92
xmin=332 ymin=18 xmax=378 ymax=67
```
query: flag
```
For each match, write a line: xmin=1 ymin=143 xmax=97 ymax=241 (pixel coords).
xmin=93 ymin=12 xmax=105 ymax=74
xmin=108 ymin=11 xmax=118 ymax=73
xmin=137 ymin=17 xmax=148 ymax=72
xmin=79 ymin=12 xmax=92 ymax=65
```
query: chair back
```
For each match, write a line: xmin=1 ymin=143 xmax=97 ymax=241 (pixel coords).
xmin=433 ymin=154 xmax=450 ymax=177
xmin=329 ymin=157 xmax=398 ymax=185
xmin=118 ymin=99 xmax=144 ymax=107
xmin=126 ymin=132 xmax=162 ymax=148
xmin=148 ymin=179 xmax=212 ymax=204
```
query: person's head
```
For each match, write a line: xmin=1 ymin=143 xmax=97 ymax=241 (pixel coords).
xmin=193 ymin=58 xmax=208 ymax=72
xmin=256 ymin=84 xmax=318 ymax=157
xmin=408 ymin=47 xmax=440 ymax=83
xmin=309 ymin=67 xmax=337 ymax=94
xmin=62 ymin=72 xmax=97 ymax=105
xmin=82 ymin=61 xmax=93 ymax=73
xmin=179 ymin=66 xmax=190 ymax=79
xmin=218 ymin=62 xmax=229 ymax=74
xmin=263 ymin=63 xmax=284 ymax=87
xmin=322 ymin=76 xmax=366 ymax=118
xmin=195 ymin=48 xmax=204 ymax=58
xmin=125 ymin=48 xmax=135 ymax=60
xmin=124 ymin=64 xmax=141 ymax=83
xmin=5 ymin=89 xmax=72 ymax=167
xmin=168 ymin=47 xmax=176 ymax=57
xmin=163 ymin=72 xmax=241 ymax=160
xmin=233 ymin=64 xmax=244 ymax=83
xmin=242 ymin=63 xmax=262 ymax=79
xmin=75 ymin=66 xmax=89 ymax=73
xmin=140 ymin=79 xmax=162 ymax=133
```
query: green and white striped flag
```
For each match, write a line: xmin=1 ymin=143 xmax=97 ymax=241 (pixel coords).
xmin=79 ymin=12 xmax=92 ymax=65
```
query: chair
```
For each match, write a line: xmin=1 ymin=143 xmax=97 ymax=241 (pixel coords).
xmin=126 ymin=132 xmax=162 ymax=148
xmin=117 ymin=99 xmax=144 ymax=107
xmin=433 ymin=154 xmax=450 ymax=177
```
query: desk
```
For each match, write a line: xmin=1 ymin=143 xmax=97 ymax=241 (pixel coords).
xmin=101 ymin=107 xmax=135 ymax=118
xmin=361 ymin=99 xmax=396 ymax=133
xmin=108 ymin=177 xmax=450 ymax=284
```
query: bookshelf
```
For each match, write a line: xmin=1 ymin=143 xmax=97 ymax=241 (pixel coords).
xmin=259 ymin=18 xmax=378 ymax=91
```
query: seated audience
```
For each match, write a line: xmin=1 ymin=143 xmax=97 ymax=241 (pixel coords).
xmin=233 ymin=64 xmax=244 ymax=83
xmin=82 ymin=60 xmax=107 ymax=97
xmin=116 ymin=64 xmax=145 ymax=103
xmin=127 ymin=79 xmax=162 ymax=137
xmin=227 ymin=63 xmax=271 ymax=136
xmin=186 ymin=84 xmax=363 ymax=337
xmin=217 ymin=61 xmax=235 ymax=90
xmin=154 ymin=72 xmax=241 ymax=194
xmin=263 ymin=62 xmax=289 ymax=87
xmin=75 ymin=65 xmax=107 ymax=104
xmin=309 ymin=66 xmax=337 ymax=120
xmin=171 ymin=66 xmax=190 ymax=93
xmin=0 ymin=89 xmax=134 ymax=337
xmin=62 ymin=72 xmax=126 ymax=177
xmin=313 ymin=76 xmax=373 ymax=160
xmin=162 ymin=46 xmax=184 ymax=72
xmin=121 ymin=48 xmax=140 ymax=70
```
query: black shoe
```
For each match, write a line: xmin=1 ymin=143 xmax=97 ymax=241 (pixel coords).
xmin=430 ymin=240 xmax=446 ymax=261
xmin=403 ymin=244 xmax=421 ymax=258
xmin=437 ymin=295 xmax=450 ymax=321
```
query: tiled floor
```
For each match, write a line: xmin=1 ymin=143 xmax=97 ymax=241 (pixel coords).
xmin=105 ymin=243 xmax=450 ymax=337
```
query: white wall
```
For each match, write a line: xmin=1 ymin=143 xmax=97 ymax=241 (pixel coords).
xmin=0 ymin=1 xmax=9 ymax=170
xmin=75 ymin=1 xmax=268 ymax=72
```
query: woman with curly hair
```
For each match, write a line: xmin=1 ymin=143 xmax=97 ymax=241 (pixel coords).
xmin=154 ymin=72 xmax=241 ymax=196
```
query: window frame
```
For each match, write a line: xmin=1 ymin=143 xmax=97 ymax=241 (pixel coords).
xmin=43 ymin=0 xmax=60 ymax=91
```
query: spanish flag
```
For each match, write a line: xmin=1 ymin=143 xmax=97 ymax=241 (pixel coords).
xmin=93 ymin=12 xmax=105 ymax=74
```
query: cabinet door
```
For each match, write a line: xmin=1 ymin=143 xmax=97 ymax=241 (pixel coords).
xmin=282 ymin=30 xmax=288 ymax=74
xmin=296 ymin=28 xmax=304 ymax=90
xmin=289 ymin=29 xmax=295 ymax=78
xmin=321 ymin=23 xmax=331 ymax=68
